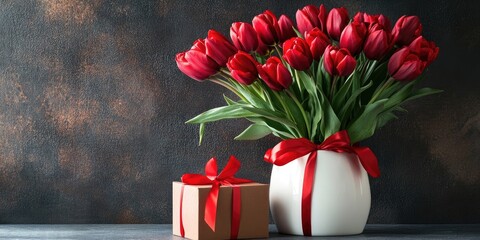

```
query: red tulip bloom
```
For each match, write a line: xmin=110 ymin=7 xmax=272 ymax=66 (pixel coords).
xmin=364 ymin=24 xmax=393 ymax=60
xmin=326 ymin=7 xmax=349 ymax=40
xmin=388 ymin=47 xmax=424 ymax=81
xmin=252 ymin=10 xmax=280 ymax=45
xmin=339 ymin=21 xmax=367 ymax=56
xmin=323 ymin=45 xmax=356 ymax=77
xmin=354 ymin=12 xmax=391 ymax=31
xmin=257 ymin=56 xmax=292 ymax=91
xmin=282 ymin=37 xmax=313 ymax=70
xmin=392 ymin=15 xmax=423 ymax=46
xmin=296 ymin=5 xmax=320 ymax=36
xmin=230 ymin=22 xmax=258 ymax=52
xmin=408 ymin=36 xmax=439 ymax=67
xmin=318 ymin=4 xmax=328 ymax=32
xmin=176 ymin=39 xmax=219 ymax=81
xmin=205 ymin=30 xmax=237 ymax=66
xmin=277 ymin=15 xmax=296 ymax=43
xmin=227 ymin=51 xmax=260 ymax=85
xmin=305 ymin=27 xmax=330 ymax=61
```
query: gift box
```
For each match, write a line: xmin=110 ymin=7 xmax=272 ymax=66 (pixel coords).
xmin=172 ymin=156 xmax=269 ymax=240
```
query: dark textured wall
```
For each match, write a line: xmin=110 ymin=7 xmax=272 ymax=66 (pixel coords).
xmin=0 ymin=0 xmax=478 ymax=224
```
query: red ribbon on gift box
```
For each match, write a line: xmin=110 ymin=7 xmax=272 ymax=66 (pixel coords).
xmin=264 ymin=130 xmax=380 ymax=236
xmin=179 ymin=156 xmax=253 ymax=239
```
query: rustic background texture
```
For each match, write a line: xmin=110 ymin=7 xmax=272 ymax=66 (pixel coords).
xmin=0 ymin=0 xmax=478 ymax=224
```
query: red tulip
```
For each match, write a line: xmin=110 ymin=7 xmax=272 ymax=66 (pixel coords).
xmin=354 ymin=12 xmax=391 ymax=31
xmin=176 ymin=39 xmax=219 ymax=81
xmin=305 ymin=27 xmax=330 ymax=61
xmin=252 ymin=10 xmax=280 ymax=45
xmin=205 ymin=30 xmax=237 ymax=66
xmin=339 ymin=21 xmax=367 ymax=56
xmin=318 ymin=4 xmax=328 ymax=32
xmin=282 ymin=37 xmax=313 ymax=70
xmin=257 ymin=56 xmax=292 ymax=91
xmin=392 ymin=15 xmax=423 ymax=46
xmin=364 ymin=24 xmax=393 ymax=60
xmin=326 ymin=7 xmax=349 ymax=40
xmin=323 ymin=45 xmax=356 ymax=77
xmin=230 ymin=22 xmax=258 ymax=52
xmin=277 ymin=15 xmax=296 ymax=43
xmin=227 ymin=51 xmax=260 ymax=85
xmin=388 ymin=47 xmax=424 ymax=81
xmin=296 ymin=5 xmax=319 ymax=36
xmin=408 ymin=36 xmax=439 ymax=67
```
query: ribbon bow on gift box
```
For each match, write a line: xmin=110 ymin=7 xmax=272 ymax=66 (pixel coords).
xmin=264 ymin=130 xmax=380 ymax=236
xmin=180 ymin=156 xmax=253 ymax=239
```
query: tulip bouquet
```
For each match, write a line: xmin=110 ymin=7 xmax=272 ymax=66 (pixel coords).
xmin=176 ymin=5 xmax=441 ymax=145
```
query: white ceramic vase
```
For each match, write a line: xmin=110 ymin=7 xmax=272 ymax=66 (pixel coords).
xmin=269 ymin=150 xmax=371 ymax=236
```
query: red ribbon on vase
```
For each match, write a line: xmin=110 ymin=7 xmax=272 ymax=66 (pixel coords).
xmin=179 ymin=156 xmax=253 ymax=239
xmin=264 ymin=130 xmax=380 ymax=236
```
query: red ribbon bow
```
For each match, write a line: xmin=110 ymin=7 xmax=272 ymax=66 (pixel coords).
xmin=264 ymin=130 xmax=380 ymax=236
xmin=180 ymin=156 xmax=252 ymax=239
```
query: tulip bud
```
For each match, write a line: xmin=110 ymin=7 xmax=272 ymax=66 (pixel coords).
xmin=277 ymin=15 xmax=296 ymax=43
xmin=176 ymin=39 xmax=219 ymax=81
xmin=296 ymin=5 xmax=320 ymax=36
xmin=392 ymin=15 xmax=423 ymax=46
xmin=388 ymin=47 xmax=424 ymax=81
xmin=227 ymin=51 xmax=260 ymax=85
xmin=230 ymin=22 xmax=258 ymax=52
xmin=408 ymin=36 xmax=439 ymax=67
xmin=305 ymin=27 xmax=330 ymax=61
xmin=363 ymin=24 xmax=393 ymax=60
xmin=323 ymin=45 xmax=356 ymax=77
xmin=252 ymin=10 xmax=280 ymax=45
xmin=257 ymin=56 xmax=292 ymax=91
xmin=296 ymin=4 xmax=328 ymax=36
xmin=339 ymin=21 xmax=367 ymax=56
xmin=326 ymin=7 xmax=349 ymax=40
xmin=282 ymin=37 xmax=313 ymax=70
xmin=205 ymin=30 xmax=237 ymax=66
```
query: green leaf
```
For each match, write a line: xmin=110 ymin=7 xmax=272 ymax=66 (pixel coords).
xmin=281 ymin=93 xmax=308 ymax=137
xmin=230 ymin=80 xmax=270 ymax=109
xmin=310 ymin=96 xmax=323 ymax=141
xmin=198 ymin=123 xmax=205 ymax=146
xmin=234 ymin=124 xmax=272 ymax=140
xmin=338 ymin=80 xmax=373 ymax=123
xmin=293 ymin=27 xmax=304 ymax=38
xmin=376 ymin=111 xmax=398 ymax=129
xmin=404 ymin=88 xmax=443 ymax=102
xmin=332 ymin=76 xmax=354 ymax=112
xmin=247 ymin=117 xmax=297 ymax=139
xmin=347 ymin=99 xmax=388 ymax=143
xmin=241 ymin=106 xmax=297 ymax=128
xmin=318 ymin=91 xmax=340 ymax=141
xmin=186 ymin=105 xmax=255 ymax=124
xmin=223 ymin=94 xmax=237 ymax=106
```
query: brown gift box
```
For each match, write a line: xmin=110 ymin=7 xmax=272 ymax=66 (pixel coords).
xmin=172 ymin=182 xmax=269 ymax=240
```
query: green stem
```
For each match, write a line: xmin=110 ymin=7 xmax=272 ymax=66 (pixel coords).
xmin=369 ymin=77 xmax=395 ymax=103
xmin=329 ymin=76 xmax=339 ymax=101
xmin=286 ymin=89 xmax=311 ymax=140
xmin=294 ymin=70 xmax=304 ymax=100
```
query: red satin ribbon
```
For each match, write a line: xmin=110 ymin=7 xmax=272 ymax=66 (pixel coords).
xmin=179 ymin=156 xmax=252 ymax=239
xmin=264 ymin=130 xmax=380 ymax=236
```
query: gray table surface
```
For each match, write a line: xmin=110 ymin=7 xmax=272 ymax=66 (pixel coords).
xmin=0 ymin=224 xmax=479 ymax=239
